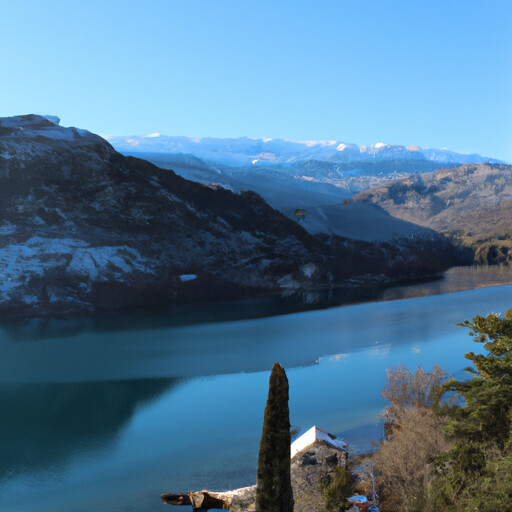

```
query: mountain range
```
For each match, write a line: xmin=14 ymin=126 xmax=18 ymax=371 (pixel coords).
xmin=106 ymin=134 xmax=500 ymax=167
xmin=108 ymin=130 xmax=511 ymax=267
xmin=108 ymin=134 xmax=503 ymax=244
xmin=0 ymin=115 xmax=463 ymax=318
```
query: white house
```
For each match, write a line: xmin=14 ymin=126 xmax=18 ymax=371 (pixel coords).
xmin=291 ymin=425 xmax=347 ymax=458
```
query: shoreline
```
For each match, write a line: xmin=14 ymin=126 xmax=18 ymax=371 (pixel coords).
xmin=1 ymin=265 xmax=510 ymax=331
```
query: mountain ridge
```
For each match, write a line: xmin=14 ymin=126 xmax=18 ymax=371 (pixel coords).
xmin=106 ymin=133 xmax=502 ymax=167
xmin=0 ymin=115 xmax=465 ymax=318
xmin=109 ymin=131 xmax=503 ymax=241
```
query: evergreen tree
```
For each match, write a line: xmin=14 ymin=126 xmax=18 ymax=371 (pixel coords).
xmin=256 ymin=363 xmax=294 ymax=512
xmin=432 ymin=309 xmax=512 ymax=510
xmin=443 ymin=309 xmax=512 ymax=455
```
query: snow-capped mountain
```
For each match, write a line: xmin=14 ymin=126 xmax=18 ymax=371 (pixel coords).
xmin=108 ymin=133 xmax=502 ymax=231
xmin=110 ymin=133 xmax=501 ymax=244
xmin=106 ymin=133 xmax=501 ymax=167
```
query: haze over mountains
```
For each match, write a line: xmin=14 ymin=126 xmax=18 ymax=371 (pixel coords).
xmin=107 ymin=133 xmax=502 ymax=243
xmin=106 ymin=134 xmax=500 ymax=168
xmin=0 ymin=115 xmax=463 ymax=318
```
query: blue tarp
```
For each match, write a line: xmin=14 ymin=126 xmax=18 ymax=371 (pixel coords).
xmin=348 ymin=495 xmax=368 ymax=503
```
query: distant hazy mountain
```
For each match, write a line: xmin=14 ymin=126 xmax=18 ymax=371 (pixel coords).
xmin=353 ymin=163 xmax=512 ymax=264
xmin=108 ymin=134 xmax=502 ymax=242
xmin=0 ymin=115 xmax=464 ymax=318
xmin=106 ymin=134 xmax=500 ymax=167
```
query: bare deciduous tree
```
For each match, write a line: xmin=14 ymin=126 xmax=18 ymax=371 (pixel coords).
xmin=381 ymin=364 xmax=446 ymax=426
xmin=373 ymin=407 xmax=449 ymax=512
xmin=373 ymin=365 xmax=450 ymax=512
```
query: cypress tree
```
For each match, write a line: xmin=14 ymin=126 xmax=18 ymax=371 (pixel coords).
xmin=256 ymin=362 xmax=294 ymax=512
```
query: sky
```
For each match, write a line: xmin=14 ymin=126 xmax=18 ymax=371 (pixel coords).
xmin=1 ymin=0 xmax=511 ymax=161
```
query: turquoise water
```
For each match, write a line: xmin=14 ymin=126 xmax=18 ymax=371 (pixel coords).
xmin=0 ymin=270 xmax=511 ymax=512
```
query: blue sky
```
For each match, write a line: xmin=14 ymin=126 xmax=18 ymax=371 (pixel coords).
xmin=1 ymin=0 xmax=511 ymax=161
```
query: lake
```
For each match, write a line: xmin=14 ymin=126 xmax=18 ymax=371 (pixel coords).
xmin=0 ymin=266 xmax=511 ymax=512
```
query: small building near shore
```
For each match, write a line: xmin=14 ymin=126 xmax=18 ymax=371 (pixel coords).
xmin=291 ymin=426 xmax=349 ymax=512
xmin=291 ymin=425 xmax=347 ymax=458
xmin=162 ymin=426 xmax=349 ymax=512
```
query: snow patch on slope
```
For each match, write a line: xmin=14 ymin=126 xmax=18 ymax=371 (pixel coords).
xmin=0 ymin=238 xmax=153 ymax=302
xmin=67 ymin=246 xmax=152 ymax=280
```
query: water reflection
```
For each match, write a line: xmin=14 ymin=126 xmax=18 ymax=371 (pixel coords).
xmin=380 ymin=265 xmax=512 ymax=301
xmin=0 ymin=378 xmax=177 ymax=481
xmin=0 ymin=291 xmax=480 ymax=385
xmin=2 ymin=266 xmax=511 ymax=341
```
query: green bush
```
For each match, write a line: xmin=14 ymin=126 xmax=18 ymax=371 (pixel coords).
xmin=320 ymin=467 xmax=352 ymax=512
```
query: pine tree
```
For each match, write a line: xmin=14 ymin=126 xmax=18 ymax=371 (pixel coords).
xmin=431 ymin=309 xmax=512 ymax=510
xmin=256 ymin=363 xmax=294 ymax=512
xmin=443 ymin=309 xmax=512 ymax=454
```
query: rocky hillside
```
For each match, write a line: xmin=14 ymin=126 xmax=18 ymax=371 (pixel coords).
xmin=128 ymin=153 xmax=474 ymax=243
xmin=0 ymin=115 xmax=464 ymax=318
xmin=353 ymin=163 xmax=512 ymax=264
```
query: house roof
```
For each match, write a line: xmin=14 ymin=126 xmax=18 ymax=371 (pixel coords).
xmin=290 ymin=425 xmax=347 ymax=458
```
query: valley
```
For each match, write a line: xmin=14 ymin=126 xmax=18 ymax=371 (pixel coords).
xmin=112 ymin=134 xmax=509 ymax=267
xmin=4 ymin=3 xmax=510 ymax=511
